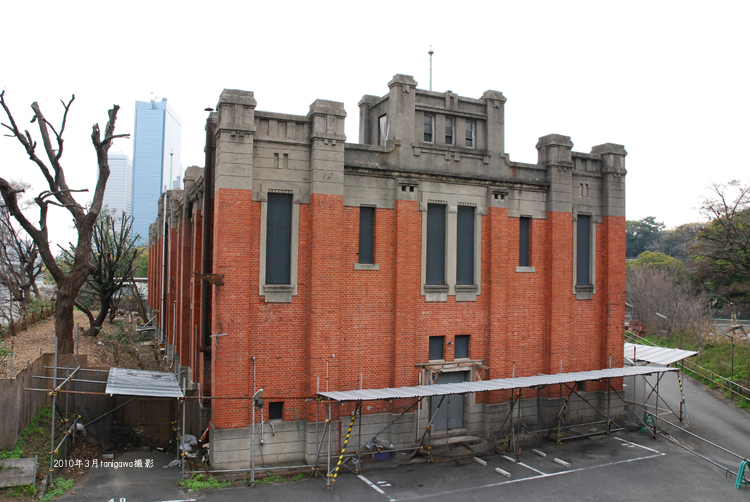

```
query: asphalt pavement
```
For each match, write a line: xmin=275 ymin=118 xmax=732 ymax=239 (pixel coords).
xmin=57 ymin=371 xmax=750 ymax=502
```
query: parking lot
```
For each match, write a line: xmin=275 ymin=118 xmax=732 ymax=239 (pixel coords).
xmin=59 ymin=374 xmax=750 ymax=502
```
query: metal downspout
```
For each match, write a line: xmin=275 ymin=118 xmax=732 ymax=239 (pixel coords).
xmin=199 ymin=116 xmax=215 ymax=353
xmin=160 ymin=192 xmax=168 ymax=343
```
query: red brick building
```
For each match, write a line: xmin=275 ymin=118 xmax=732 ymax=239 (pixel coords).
xmin=148 ymin=75 xmax=627 ymax=469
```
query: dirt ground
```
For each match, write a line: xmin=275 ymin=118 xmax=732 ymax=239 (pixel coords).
xmin=2 ymin=310 xmax=145 ymax=377
xmin=0 ymin=311 xmax=159 ymax=502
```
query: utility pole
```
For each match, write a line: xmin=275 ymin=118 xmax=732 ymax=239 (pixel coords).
xmin=168 ymin=150 xmax=174 ymax=191
xmin=656 ymin=312 xmax=670 ymax=348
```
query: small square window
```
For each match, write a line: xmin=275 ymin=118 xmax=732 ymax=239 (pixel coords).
xmin=424 ymin=115 xmax=433 ymax=143
xmin=455 ymin=335 xmax=470 ymax=359
xmin=429 ymin=336 xmax=445 ymax=361
xmin=268 ymin=401 xmax=283 ymax=420
xmin=445 ymin=117 xmax=453 ymax=145
xmin=465 ymin=120 xmax=475 ymax=148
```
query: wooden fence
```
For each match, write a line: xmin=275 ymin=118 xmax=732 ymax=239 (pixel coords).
xmin=0 ymin=353 xmax=85 ymax=451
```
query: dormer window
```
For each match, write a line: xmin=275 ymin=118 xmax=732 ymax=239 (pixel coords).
xmin=445 ymin=117 xmax=454 ymax=145
xmin=465 ymin=120 xmax=475 ymax=148
xmin=424 ymin=115 xmax=434 ymax=143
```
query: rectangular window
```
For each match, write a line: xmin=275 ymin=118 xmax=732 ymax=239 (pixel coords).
xmin=379 ymin=114 xmax=388 ymax=147
xmin=266 ymin=193 xmax=293 ymax=284
xmin=358 ymin=206 xmax=375 ymax=264
xmin=454 ymin=335 xmax=470 ymax=359
xmin=429 ymin=336 xmax=445 ymax=361
xmin=519 ymin=217 xmax=531 ymax=267
xmin=426 ymin=203 xmax=446 ymax=285
xmin=445 ymin=117 xmax=454 ymax=144
xmin=424 ymin=115 xmax=433 ymax=143
xmin=268 ymin=402 xmax=283 ymax=420
xmin=456 ymin=206 xmax=475 ymax=285
xmin=465 ymin=120 xmax=475 ymax=148
xmin=576 ymin=215 xmax=591 ymax=285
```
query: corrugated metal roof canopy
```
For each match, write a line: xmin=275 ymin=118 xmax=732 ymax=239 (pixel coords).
xmin=624 ymin=343 xmax=698 ymax=366
xmin=319 ymin=366 xmax=675 ymax=403
xmin=105 ymin=368 xmax=184 ymax=398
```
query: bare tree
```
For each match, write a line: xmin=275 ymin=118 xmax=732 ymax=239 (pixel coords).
xmin=626 ymin=266 xmax=711 ymax=347
xmin=64 ymin=210 xmax=141 ymax=336
xmin=0 ymin=183 xmax=44 ymax=319
xmin=692 ymin=180 xmax=750 ymax=312
xmin=0 ymin=91 xmax=127 ymax=353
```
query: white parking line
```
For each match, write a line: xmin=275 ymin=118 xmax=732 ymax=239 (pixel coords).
xmin=396 ymin=452 xmax=665 ymax=501
xmin=358 ymin=474 xmax=396 ymax=501
xmin=518 ymin=462 xmax=547 ymax=475
xmin=615 ymin=437 xmax=661 ymax=454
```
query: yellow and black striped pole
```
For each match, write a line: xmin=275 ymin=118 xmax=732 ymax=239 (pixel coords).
xmin=678 ymin=367 xmax=687 ymax=422
xmin=331 ymin=402 xmax=361 ymax=484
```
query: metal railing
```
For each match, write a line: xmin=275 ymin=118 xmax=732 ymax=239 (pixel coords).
xmin=625 ymin=332 xmax=750 ymax=405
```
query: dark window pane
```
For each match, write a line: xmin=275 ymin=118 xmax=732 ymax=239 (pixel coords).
xmin=424 ymin=115 xmax=433 ymax=142
xmin=456 ymin=206 xmax=475 ymax=285
xmin=455 ymin=335 xmax=469 ymax=359
xmin=445 ymin=117 xmax=453 ymax=144
xmin=268 ymin=402 xmax=283 ymax=420
xmin=465 ymin=120 xmax=474 ymax=147
xmin=429 ymin=336 xmax=445 ymax=360
xmin=576 ymin=215 xmax=591 ymax=285
xmin=519 ymin=217 xmax=530 ymax=267
xmin=266 ymin=193 xmax=292 ymax=284
xmin=359 ymin=206 xmax=375 ymax=264
xmin=426 ymin=204 xmax=446 ymax=285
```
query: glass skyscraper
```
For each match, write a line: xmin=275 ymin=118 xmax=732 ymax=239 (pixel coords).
xmin=102 ymin=151 xmax=132 ymax=215
xmin=131 ymin=98 xmax=182 ymax=244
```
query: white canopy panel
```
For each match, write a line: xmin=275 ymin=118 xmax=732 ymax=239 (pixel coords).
xmin=319 ymin=366 xmax=676 ymax=403
xmin=624 ymin=343 xmax=697 ymax=366
xmin=105 ymin=368 xmax=184 ymax=398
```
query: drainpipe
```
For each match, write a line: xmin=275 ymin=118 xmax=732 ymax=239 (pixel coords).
xmin=160 ymin=191 xmax=169 ymax=344
xmin=199 ymin=115 xmax=215 ymax=352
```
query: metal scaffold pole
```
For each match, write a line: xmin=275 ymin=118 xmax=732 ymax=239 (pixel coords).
xmin=48 ymin=338 xmax=58 ymax=486
xmin=326 ymin=401 xmax=332 ymax=491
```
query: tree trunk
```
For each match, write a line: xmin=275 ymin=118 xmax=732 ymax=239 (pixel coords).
xmin=55 ymin=265 xmax=91 ymax=353
xmin=74 ymin=301 xmax=95 ymax=330
xmin=132 ymin=280 xmax=147 ymax=324
xmin=85 ymin=298 xmax=111 ymax=337
xmin=54 ymin=291 xmax=75 ymax=354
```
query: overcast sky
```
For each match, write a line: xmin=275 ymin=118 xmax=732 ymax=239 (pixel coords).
xmin=1 ymin=0 xmax=748 ymax=247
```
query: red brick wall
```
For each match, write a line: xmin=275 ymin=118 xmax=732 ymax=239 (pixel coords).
xmin=210 ymin=188 xmax=256 ymax=428
xmin=155 ymin=186 xmax=626 ymax=427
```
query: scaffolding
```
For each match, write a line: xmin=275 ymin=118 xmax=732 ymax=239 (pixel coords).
xmin=25 ymin=339 xmax=185 ymax=486
xmin=315 ymin=365 xmax=681 ymax=491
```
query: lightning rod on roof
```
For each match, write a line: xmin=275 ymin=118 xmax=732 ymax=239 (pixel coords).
xmin=428 ymin=46 xmax=434 ymax=91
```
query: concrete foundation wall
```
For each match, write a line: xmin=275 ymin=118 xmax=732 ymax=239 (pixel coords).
xmin=208 ymin=389 xmax=628 ymax=469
